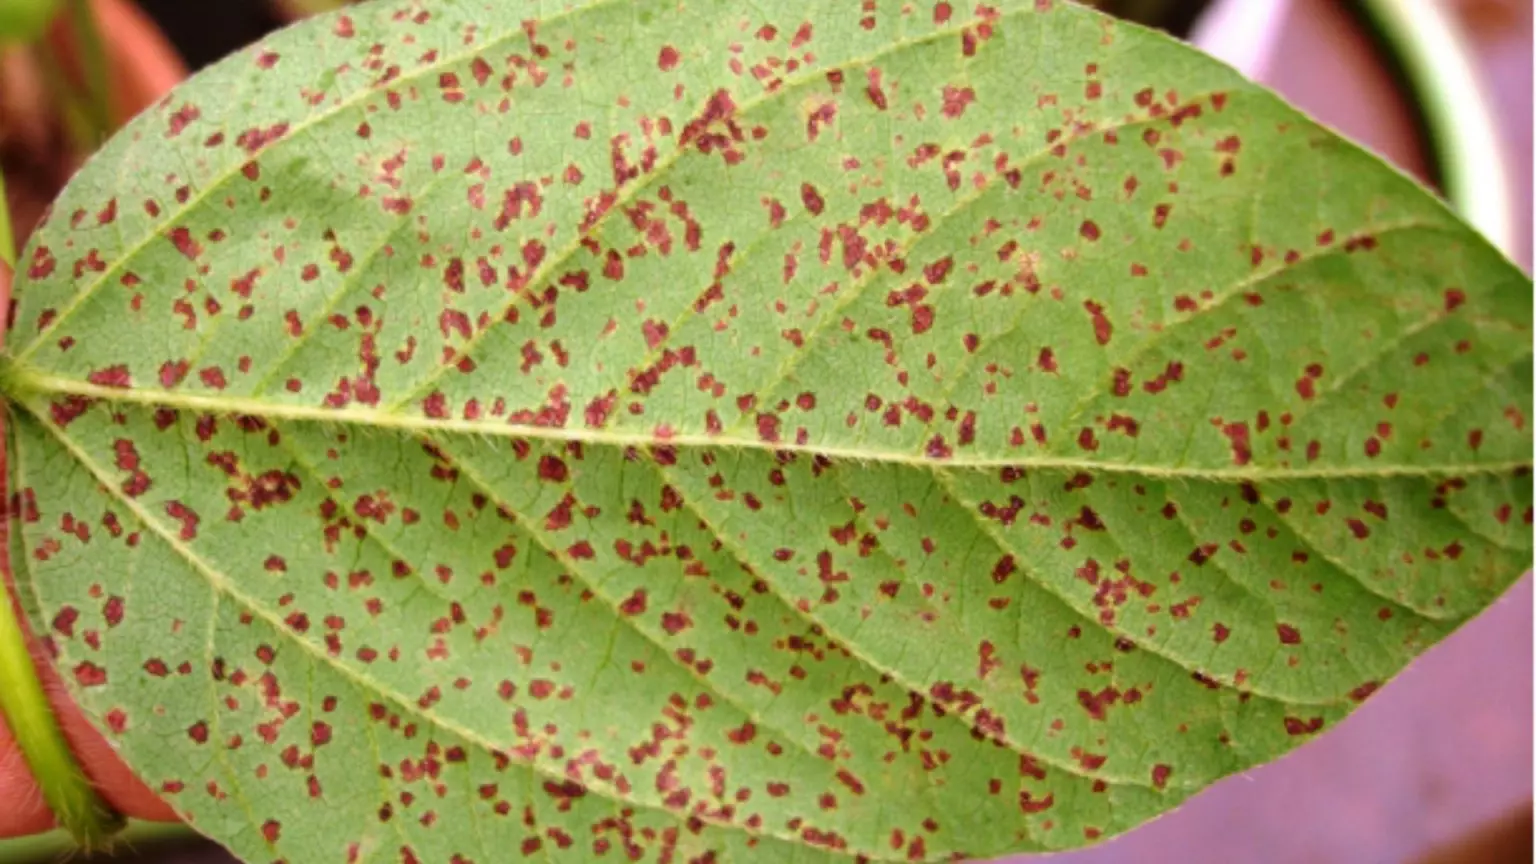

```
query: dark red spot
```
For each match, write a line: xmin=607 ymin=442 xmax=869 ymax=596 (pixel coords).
xmin=661 ymin=611 xmax=692 ymax=634
xmin=911 ymin=305 xmax=935 ymax=334
xmin=168 ymin=227 xmax=202 ymax=260
xmin=801 ymin=183 xmax=825 ymax=215
xmin=1220 ymin=422 xmax=1252 ymax=466
xmin=620 ymin=590 xmax=647 ymax=616
xmin=103 ymin=596 xmax=124 ymax=628
xmin=52 ymin=607 xmax=79 ymax=637
xmin=1037 ymin=348 xmax=1058 ymax=373
xmin=88 ymin=365 xmax=132 ymax=388
xmin=1083 ymin=301 xmax=1112 ymax=345
xmin=1349 ymin=681 xmax=1381 ymax=702
xmin=167 ymin=103 xmax=201 ymax=137
xmin=74 ymin=662 xmax=108 ymax=687
xmin=538 ymin=455 xmax=569 ymax=483
xmin=756 ymin=414 xmax=780 ymax=443
xmin=1284 ymin=716 xmax=1325 ymax=736
xmin=941 ymin=84 xmax=975 ymax=119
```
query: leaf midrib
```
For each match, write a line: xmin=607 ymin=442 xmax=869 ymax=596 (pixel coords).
xmin=4 ymin=370 xmax=1526 ymax=481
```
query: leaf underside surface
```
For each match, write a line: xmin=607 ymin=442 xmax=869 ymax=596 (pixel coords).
xmin=3 ymin=1 xmax=1531 ymax=861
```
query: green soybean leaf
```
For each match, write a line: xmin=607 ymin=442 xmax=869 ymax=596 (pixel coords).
xmin=3 ymin=0 xmax=1530 ymax=861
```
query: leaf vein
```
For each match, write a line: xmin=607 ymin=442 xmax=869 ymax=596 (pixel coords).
xmin=923 ymin=466 xmax=1354 ymax=708
xmin=1056 ymin=218 xmax=1448 ymax=434
xmin=9 ymin=370 xmax=1523 ymax=481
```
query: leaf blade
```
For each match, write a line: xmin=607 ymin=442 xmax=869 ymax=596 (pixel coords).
xmin=5 ymin=0 xmax=1530 ymax=861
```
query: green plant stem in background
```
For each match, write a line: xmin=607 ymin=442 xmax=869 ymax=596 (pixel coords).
xmin=64 ymin=0 xmax=112 ymax=145
xmin=0 ymin=579 xmax=124 ymax=848
xmin=0 ymin=819 xmax=198 ymax=863
xmin=0 ymin=169 xmax=15 ymax=270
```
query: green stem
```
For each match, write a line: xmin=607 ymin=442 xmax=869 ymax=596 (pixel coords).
xmin=65 ymin=0 xmax=113 ymax=144
xmin=0 ymin=819 xmax=198 ymax=862
xmin=0 ymin=168 xmax=15 ymax=270
xmin=0 ymin=567 xmax=124 ymax=847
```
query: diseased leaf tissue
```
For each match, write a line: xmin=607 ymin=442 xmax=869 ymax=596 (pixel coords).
xmin=2 ymin=0 xmax=1530 ymax=861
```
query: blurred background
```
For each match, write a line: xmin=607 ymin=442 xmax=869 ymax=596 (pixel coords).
xmin=0 ymin=0 xmax=1530 ymax=862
